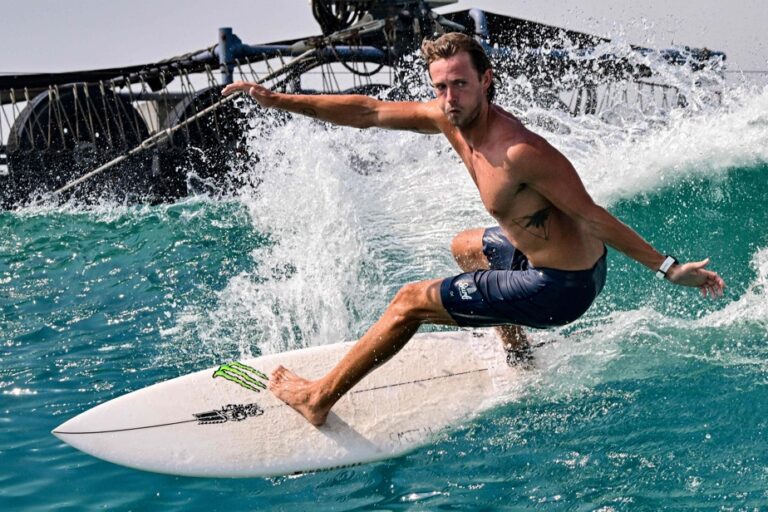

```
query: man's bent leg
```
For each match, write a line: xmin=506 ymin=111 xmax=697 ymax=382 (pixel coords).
xmin=450 ymin=228 xmax=530 ymax=361
xmin=451 ymin=228 xmax=489 ymax=272
xmin=269 ymin=278 xmax=455 ymax=426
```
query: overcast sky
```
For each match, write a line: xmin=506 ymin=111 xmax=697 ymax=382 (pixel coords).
xmin=2 ymin=2 xmax=764 ymax=150
xmin=2 ymin=0 xmax=766 ymax=75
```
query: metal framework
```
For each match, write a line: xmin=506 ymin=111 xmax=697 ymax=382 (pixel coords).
xmin=0 ymin=0 xmax=725 ymax=208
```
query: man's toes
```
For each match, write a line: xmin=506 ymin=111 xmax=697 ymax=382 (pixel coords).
xmin=506 ymin=345 xmax=533 ymax=368
xmin=271 ymin=366 xmax=286 ymax=382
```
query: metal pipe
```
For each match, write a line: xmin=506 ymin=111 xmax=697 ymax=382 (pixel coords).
xmin=30 ymin=48 xmax=318 ymax=206
xmin=469 ymin=9 xmax=489 ymax=42
xmin=233 ymin=44 xmax=387 ymax=63
xmin=218 ymin=27 xmax=235 ymax=85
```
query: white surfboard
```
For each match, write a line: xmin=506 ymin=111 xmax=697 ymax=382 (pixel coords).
xmin=53 ymin=330 xmax=527 ymax=478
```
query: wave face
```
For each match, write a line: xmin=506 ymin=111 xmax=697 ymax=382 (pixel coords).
xmin=2 ymin=38 xmax=768 ymax=509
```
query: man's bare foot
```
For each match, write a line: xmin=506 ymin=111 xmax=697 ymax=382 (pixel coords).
xmin=497 ymin=325 xmax=533 ymax=369
xmin=269 ymin=366 xmax=332 ymax=427
xmin=505 ymin=344 xmax=533 ymax=368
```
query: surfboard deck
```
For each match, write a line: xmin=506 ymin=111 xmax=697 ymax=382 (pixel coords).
xmin=52 ymin=329 xmax=526 ymax=478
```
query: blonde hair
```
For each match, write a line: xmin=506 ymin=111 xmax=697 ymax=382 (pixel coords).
xmin=421 ymin=32 xmax=494 ymax=102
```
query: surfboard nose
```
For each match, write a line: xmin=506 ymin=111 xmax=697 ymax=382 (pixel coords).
xmin=51 ymin=414 xmax=86 ymax=443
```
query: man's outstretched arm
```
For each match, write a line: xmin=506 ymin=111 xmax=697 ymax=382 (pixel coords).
xmin=221 ymin=81 xmax=442 ymax=134
xmin=513 ymin=139 xmax=726 ymax=297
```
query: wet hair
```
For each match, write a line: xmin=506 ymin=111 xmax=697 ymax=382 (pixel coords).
xmin=421 ymin=32 xmax=495 ymax=102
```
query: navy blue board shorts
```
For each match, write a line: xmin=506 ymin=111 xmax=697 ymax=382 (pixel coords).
xmin=440 ymin=227 xmax=607 ymax=329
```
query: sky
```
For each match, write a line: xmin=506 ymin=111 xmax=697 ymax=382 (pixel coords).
xmin=1 ymin=0 xmax=767 ymax=74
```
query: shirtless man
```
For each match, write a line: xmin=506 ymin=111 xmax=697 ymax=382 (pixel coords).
xmin=222 ymin=33 xmax=725 ymax=427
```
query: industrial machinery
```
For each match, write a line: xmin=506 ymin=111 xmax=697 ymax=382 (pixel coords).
xmin=0 ymin=0 xmax=724 ymax=208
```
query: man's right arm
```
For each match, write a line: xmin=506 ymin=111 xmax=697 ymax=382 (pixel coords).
xmin=221 ymin=81 xmax=442 ymax=134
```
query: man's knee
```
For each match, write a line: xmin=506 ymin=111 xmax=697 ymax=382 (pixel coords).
xmin=451 ymin=228 xmax=486 ymax=271
xmin=390 ymin=280 xmax=443 ymax=324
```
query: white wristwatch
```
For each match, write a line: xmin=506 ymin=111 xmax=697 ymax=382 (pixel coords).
xmin=656 ymin=255 xmax=678 ymax=279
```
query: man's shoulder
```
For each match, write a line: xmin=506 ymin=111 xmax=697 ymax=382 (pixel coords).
xmin=487 ymin=106 xmax=544 ymax=156
xmin=407 ymin=98 xmax=452 ymax=128
xmin=503 ymin=129 xmax=570 ymax=178
xmin=503 ymin=131 xmax=548 ymax=162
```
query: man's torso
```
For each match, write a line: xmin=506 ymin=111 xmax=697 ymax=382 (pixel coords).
xmin=441 ymin=105 xmax=604 ymax=271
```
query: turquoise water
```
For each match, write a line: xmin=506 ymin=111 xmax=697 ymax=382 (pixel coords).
xmin=3 ymin=76 xmax=768 ymax=509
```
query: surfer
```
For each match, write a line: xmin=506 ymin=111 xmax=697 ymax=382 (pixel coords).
xmin=222 ymin=32 xmax=726 ymax=426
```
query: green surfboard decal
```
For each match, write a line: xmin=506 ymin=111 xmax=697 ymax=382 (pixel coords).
xmin=213 ymin=361 xmax=269 ymax=392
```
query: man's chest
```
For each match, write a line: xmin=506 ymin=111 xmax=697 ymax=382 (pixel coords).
xmin=464 ymin=152 xmax=529 ymax=219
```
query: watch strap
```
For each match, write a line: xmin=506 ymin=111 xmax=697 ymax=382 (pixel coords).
xmin=656 ymin=255 xmax=678 ymax=279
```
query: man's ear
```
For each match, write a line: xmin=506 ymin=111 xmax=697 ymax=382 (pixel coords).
xmin=482 ymin=69 xmax=492 ymax=92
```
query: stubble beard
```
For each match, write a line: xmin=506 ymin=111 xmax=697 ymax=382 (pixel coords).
xmin=446 ymin=99 xmax=482 ymax=129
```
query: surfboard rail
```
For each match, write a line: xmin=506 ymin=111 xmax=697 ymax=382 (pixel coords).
xmin=53 ymin=330 xmax=525 ymax=477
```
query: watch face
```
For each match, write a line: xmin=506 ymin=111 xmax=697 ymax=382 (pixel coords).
xmin=659 ymin=256 xmax=676 ymax=274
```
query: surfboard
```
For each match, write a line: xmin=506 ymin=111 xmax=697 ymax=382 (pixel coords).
xmin=52 ymin=329 xmax=527 ymax=478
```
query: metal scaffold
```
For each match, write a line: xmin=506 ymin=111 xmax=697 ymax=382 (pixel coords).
xmin=0 ymin=0 xmax=725 ymax=208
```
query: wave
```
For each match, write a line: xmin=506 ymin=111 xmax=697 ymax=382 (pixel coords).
xmin=572 ymin=85 xmax=768 ymax=205
xmin=13 ymin=51 xmax=764 ymax=367
xmin=155 ymin=75 xmax=766 ymax=358
xmin=527 ymin=245 xmax=768 ymax=400
xmin=698 ymin=247 xmax=768 ymax=329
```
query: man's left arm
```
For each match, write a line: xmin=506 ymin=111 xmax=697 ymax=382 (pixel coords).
xmin=513 ymin=141 xmax=725 ymax=297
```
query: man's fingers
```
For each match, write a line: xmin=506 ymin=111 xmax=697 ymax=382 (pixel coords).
xmin=221 ymin=83 xmax=245 ymax=96
xmin=221 ymin=81 xmax=258 ymax=97
xmin=671 ymin=257 xmax=725 ymax=297
xmin=700 ymin=280 xmax=718 ymax=298
xmin=689 ymin=258 xmax=710 ymax=271
xmin=699 ymin=278 xmax=725 ymax=298
xmin=704 ymin=272 xmax=725 ymax=296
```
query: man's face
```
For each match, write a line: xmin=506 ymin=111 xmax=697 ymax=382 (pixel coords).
xmin=428 ymin=52 xmax=490 ymax=128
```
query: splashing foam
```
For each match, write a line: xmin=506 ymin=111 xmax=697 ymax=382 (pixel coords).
xmin=178 ymin=41 xmax=768 ymax=359
xmin=578 ymin=85 xmax=768 ymax=205
xmin=697 ymin=247 xmax=768 ymax=329
xmin=209 ymin=114 xmax=492 ymax=355
xmin=531 ymin=245 xmax=768 ymax=399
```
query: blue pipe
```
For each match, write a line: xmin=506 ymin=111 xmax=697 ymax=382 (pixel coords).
xmin=218 ymin=27 xmax=235 ymax=85
xmin=201 ymin=28 xmax=723 ymax=78
xmin=231 ymin=44 xmax=387 ymax=63
xmin=469 ymin=9 xmax=489 ymax=42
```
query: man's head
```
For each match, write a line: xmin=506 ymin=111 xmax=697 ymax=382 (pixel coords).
xmin=421 ymin=32 xmax=494 ymax=128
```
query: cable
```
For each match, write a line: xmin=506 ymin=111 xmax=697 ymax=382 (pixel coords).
xmin=328 ymin=43 xmax=385 ymax=77
xmin=312 ymin=0 xmax=369 ymax=35
xmin=30 ymin=49 xmax=317 ymax=206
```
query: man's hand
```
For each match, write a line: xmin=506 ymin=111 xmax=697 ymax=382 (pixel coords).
xmin=221 ymin=81 xmax=279 ymax=108
xmin=666 ymin=258 xmax=726 ymax=298
xmin=223 ymin=80 xmax=442 ymax=132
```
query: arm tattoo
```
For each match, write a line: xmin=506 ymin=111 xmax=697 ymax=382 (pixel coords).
xmin=301 ymin=108 xmax=318 ymax=117
xmin=511 ymin=206 xmax=551 ymax=240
